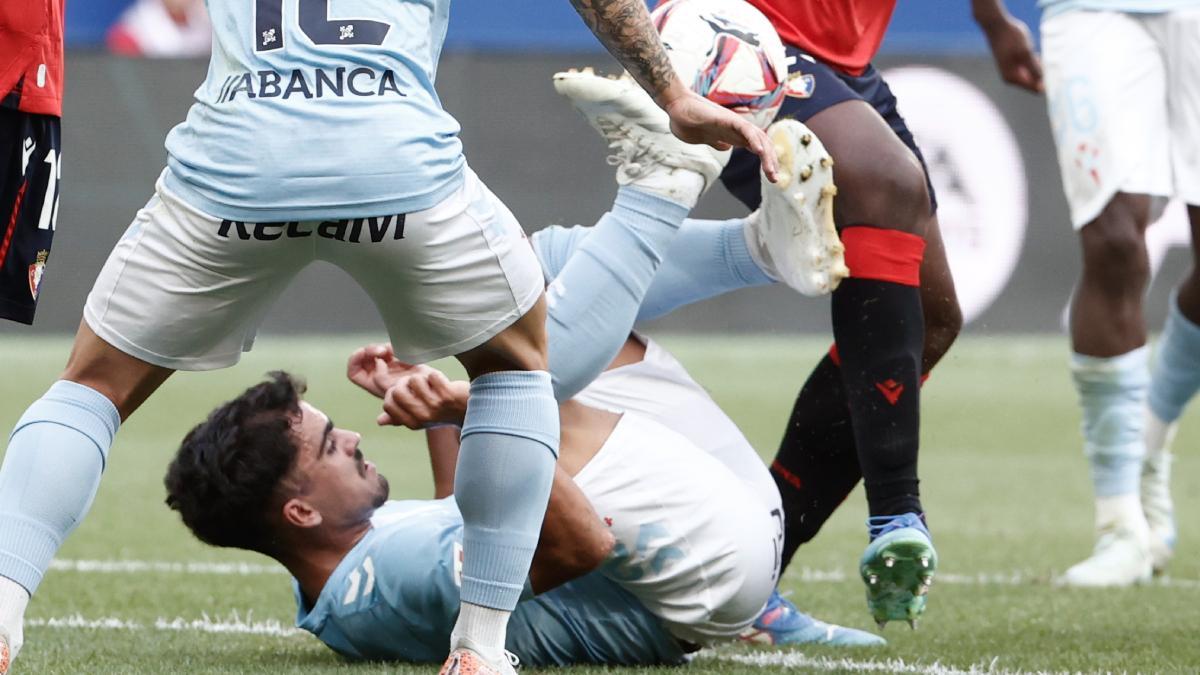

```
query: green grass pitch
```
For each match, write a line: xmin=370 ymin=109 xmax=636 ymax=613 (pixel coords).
xmin=0 ymin=334 xmax=1196 ymax=674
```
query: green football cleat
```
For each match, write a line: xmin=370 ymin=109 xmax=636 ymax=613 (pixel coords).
xmin=860 ymin=513 xmax=936 ymax=629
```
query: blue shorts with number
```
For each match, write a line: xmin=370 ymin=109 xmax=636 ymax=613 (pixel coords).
xmin=719 ymin=46 xmax=938 ymax=214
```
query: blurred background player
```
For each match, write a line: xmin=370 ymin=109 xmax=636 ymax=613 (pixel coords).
xmin=106 ymin=0 xmax=211 ymax=58
xmin=0 ymin=3 xmax=776 ymax=674
xmin=0 ymin=0 xmax=64 ymax=327
xmin=975 ymin=0 xmax=1200 ymax=586
xmin=696 ymin=0 xmax=964 ymax=627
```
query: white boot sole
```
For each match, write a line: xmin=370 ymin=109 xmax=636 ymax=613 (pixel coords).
xmin=757 ymin=119 xmax=848 ymax=296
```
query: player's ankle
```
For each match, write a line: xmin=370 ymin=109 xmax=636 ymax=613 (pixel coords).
xmin=0 ymin=577 xmax=27 ymax=660
xmin=450 ymin=602 xmax=510 ymax=665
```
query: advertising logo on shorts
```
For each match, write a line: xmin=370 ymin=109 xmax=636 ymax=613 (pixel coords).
xmin=883 ymin=67 xmax=1028 ymax=325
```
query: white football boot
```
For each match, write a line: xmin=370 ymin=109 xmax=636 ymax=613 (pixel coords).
xmin=439 ymin=647 xmax=519 ymax=675
xmin=746 ymin=119 xmax=848 ymax=297
xmin=1142 ymin=413 xmax=1178 ymax=574
xmin=552 ymin=69 xmax=728 ymax=207
xmin=1058 ymin=494 xmax=1153 ymax=587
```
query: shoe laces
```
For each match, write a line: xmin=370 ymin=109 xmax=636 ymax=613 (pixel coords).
xmin=755 ymin=589 xmax=816 ymax=631
xmin=504 ymin=650 xmax=520 ymax=670
xmin=596 ymin=118 xmax=671 ymax=179
xmin=866 ymin=512 xmax=929 ymax=541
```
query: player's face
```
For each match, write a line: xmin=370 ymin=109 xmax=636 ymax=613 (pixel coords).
xmin=290 ymin=401 xmax=389 ymax=526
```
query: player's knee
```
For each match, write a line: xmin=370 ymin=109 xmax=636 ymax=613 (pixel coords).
xmin=1080 ymin=211 xmax=1151 ymax=289
xmin=459 ymin=300 xmax=550 ymax=378
xmin=836 ymin=151 xmax=929 ymax=235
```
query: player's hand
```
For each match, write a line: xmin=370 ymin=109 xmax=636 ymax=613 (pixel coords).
xmin=657 ymin=81 xmax=780 ymax=182
xmin=982 ymin=16 xmax=1043 ymax=94
xmin=378 ymin=365 xmax=470 ymax=429
xmin=347 ymin=343 xmax=420 ymax=398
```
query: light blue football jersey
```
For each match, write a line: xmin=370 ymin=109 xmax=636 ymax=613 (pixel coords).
xmin=293 ymin=499 xmax=686 ymax=666
xmin=163 ymin=0 xmax=464 ymax=221
xmin=1040 ymin=0 xmax=1200 ymax=18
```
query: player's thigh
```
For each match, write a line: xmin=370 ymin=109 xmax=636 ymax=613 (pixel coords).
xmin=1041 ymin=10 xmax=1170 ymax=229
xmin=0 ymin=109 xmax=60 ymax=325
xmin=323 ymin=168 xmax=544 ymax=367
xmin=1163 ymin=9 xmax=1200 ymax=208
xmin=85 ymin=173 xmax=309 ymax=370
xmin=804 ymin=99 xmax=931 ymax=233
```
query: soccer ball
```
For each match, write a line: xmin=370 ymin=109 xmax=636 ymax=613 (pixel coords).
xmin=651 ymin=0 xmax=788 ymax=129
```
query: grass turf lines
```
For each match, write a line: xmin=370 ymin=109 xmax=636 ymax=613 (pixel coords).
xmin=0 ymin=334 xmax=1196 ymax=674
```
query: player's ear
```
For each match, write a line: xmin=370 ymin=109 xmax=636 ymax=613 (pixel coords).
xmin=281 ymin=498 xmax=322 ymax=529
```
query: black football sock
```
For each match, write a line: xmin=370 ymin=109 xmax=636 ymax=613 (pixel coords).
xmin=770 ymin=352 xmax=862 ymax=571
xmin=833 ymin=226 xmax=926 ymax=518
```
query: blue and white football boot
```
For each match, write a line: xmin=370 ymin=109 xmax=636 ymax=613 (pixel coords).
xmin=742 ymin=590 xmax=886 ymax=646
xmin=859 ymin=513 xmax=936 ymax=629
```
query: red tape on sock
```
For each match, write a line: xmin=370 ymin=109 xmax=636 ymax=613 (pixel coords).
xmin=842 ymin=226 xmax=925 ymax=287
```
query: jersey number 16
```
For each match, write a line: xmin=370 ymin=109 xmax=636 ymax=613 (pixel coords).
xmin=254 ymin=0 xmax=392 ymax=52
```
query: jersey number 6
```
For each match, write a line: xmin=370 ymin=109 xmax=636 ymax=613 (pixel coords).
xmin=255 ymin=0 xmax=391 ymax=52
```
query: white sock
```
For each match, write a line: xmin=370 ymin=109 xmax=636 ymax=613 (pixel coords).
xmin=0 ymin=577 xmax=28 ymax=656
xmin=1143 ymin=410 xmax=1177 ymax=461
xmin=449 ymin=602 xmax=509 ymax=665
xmin=1094 ymin=494 xmax=1149 ymax=538
xmin=741 ymin=211 xmax=780 ymax=281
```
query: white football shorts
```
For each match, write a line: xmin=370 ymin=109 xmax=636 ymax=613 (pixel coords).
xmin=574 ymin=413 xmax=780 ymax=646
xmin=575 ymin=336 xmax=783 ymax=516
xmin=84 ymin=167 xmax=543 ymax=369
xmin=1041 ymin=8 xmax=1200 ymax=228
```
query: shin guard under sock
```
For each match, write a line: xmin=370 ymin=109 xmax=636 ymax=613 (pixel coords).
xmin=833 ymin=226 xmax=925 ymax=518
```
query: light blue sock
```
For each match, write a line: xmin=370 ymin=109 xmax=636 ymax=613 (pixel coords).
xmin=0 ymin=381 xmax=119 ymax=593
xmin=543 ymin=187 xmax=688 ymax=401
xmin=1071 ymin=348 xmax=1149 ymax=497
xmin=1148 ymin=293 xmax=1200 ymax=424
xmin=455 ymin=371 xmax=558 ymax=610
xmin=637 ymin=217 xmax=775 ymax=321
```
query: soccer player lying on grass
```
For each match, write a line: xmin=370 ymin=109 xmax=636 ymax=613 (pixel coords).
xmin=164 ymin=355 xmax=782 ymax=666
xmin=165 ymin=70 xmax=881 ymax=666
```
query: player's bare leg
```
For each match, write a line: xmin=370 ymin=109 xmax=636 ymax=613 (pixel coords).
xmin=1060 ymin=192 xmax=1156 ymax=587
xmin=0 ymin=320 xmax=173 ymax=668
xmin=441 ymin=296 xmax=558 ymax=675
xmin=1142 ymin=204 xmax=1200 ymax=574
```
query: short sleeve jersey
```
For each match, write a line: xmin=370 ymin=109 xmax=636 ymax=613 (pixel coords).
xmin=294 ymin=499 xmax=685 ymax=667
xmin=0 ymin=0 xmax=65 ymax=116
xmin=163 ymin=0 xmax=465 ymax=222
xmin=742 ymin=0 xmax=896 ymax=75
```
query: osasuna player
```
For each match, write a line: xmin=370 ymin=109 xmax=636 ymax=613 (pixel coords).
xmin=0 ymin=1 xmax=777 ymax=673
xmin=975 ymin=0 xmax=1200 ymax=586
xmin=652 ymin=0 xmax=964 ymax=628
xmin=0 ymin=0 xmax=64 ymax=324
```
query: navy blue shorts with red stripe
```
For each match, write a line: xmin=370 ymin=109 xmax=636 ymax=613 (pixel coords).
xmin=0 ymin=107 xmax=61 ymax=325
xmin=719 ymin=46 xmax=937 ymax=214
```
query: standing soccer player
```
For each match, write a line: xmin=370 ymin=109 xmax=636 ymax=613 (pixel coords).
xmin=0 ymin=1 xmax=775 ymax=673
xmin=0 ymin=0 xmax=64 ymax=325
xmin=975 ymin=0 xmax=1200 ymax=586
xmin=704 ymin=1 xmax=963 ymax=629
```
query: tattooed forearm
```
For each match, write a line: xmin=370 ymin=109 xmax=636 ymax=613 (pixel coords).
xmin=569 ymin=0 xmax=680 ymax=101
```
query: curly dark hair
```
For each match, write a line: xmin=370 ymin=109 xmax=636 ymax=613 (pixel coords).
xmin=165 ymin=371 xmax=307 ymax=555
